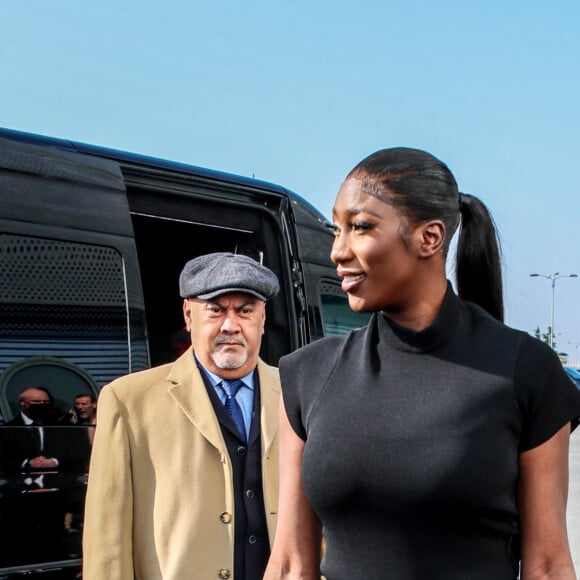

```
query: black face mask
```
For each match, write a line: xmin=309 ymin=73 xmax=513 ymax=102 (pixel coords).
xmin=26 ymin=404 xmax=52 ymax=422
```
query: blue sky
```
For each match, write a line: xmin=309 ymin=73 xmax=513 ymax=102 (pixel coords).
xmin=2 ymin=0 xmax=579 ymax=359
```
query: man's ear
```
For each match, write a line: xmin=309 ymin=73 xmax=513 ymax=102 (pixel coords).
xmin=417 ymin=220 xmax=446 ymax=258
xmin=182 ymin=299 xmax=193 ymax=331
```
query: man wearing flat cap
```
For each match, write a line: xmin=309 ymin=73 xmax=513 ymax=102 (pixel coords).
xmin=83 ymin=253 xmax=281 ymax=580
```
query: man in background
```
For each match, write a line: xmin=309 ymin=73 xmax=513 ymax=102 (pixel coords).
xmin=66 ymin=393 xmax=97 ymax=444
xmin=83 ymin=252 xmax=281 ymax=580
xmin=72 ymin=393 xmax=97 ymax=426
xmin=4 ymin=387 xmax=88 ymax=472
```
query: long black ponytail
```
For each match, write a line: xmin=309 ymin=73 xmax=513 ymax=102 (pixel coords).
xmin=456 ymin=193 xmax=503 ymax=321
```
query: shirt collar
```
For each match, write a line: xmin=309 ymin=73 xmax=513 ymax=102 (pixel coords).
xmin=21 ymin=412 xmax=34 ymax=425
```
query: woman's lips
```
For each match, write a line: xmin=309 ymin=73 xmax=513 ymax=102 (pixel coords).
xmin=341 ymin=273 xmax=366 ymax=292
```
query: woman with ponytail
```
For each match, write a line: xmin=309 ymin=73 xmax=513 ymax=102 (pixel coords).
xmin=265 ymin=148 xmax=580 ymax=579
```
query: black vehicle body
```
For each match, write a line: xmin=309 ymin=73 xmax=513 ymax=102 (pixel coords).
xmin=0 ymin=128 xmax=367 ymax=577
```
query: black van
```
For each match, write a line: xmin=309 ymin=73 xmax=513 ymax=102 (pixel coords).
xmin=0 ymin=128 xmax=368 ymax=577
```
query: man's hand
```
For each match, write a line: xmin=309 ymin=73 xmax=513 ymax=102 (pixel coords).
xmin=28 ymin=456 xmax=58 ymax=469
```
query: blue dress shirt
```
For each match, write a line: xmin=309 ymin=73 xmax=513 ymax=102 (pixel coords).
xmin=195 ymin=355 xmax=255 ymax=440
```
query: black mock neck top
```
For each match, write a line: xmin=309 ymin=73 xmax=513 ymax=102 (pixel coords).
xmin=280 ymin=286 xmax=580 ymax=579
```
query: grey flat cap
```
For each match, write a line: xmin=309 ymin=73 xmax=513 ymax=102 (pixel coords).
xmin=179 ymin=252 xmax=280 ymax=301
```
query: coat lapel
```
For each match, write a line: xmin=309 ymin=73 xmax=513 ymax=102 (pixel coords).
xmin=166 ymin=348 xmax=227 ymax=453
xmin=256 ymin=359 xmax=281 ymax=456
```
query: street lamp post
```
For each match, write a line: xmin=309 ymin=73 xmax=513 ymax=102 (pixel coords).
xmin=530 ymin=272 xmax=578 ymax=349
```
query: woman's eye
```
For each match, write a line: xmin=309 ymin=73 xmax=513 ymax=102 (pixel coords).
xmin=332 ymin=220 xmax=374 ymax=234
xmin=352 ymin=221 xmax=373 ymax=231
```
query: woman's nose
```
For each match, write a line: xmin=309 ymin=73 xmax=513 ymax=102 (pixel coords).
xmin=330 ymin=232 xmax=349 ymax=264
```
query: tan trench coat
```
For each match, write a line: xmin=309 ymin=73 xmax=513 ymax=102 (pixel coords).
xmin=82 ymin=348 xmax=280 ymax=580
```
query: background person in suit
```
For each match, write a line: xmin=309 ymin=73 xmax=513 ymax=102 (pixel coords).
xmin=3 ymin=387 xmax=89 ymax=473
xmin=0 ymin=386 xmax=91 ymax=566
xmin=4 ymin=386 xmax=61 ymax=473
xmin=83 ymin=252 xmax=281 ymax=580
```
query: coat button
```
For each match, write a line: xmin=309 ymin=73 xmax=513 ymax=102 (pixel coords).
xmin=218 ymin=569 xmax=231 ymax=579
xmin=245 ymin=489 xmax=255 ymax=499
xmin=248 ymin=534 xmax=257 ymax=544
xmin=237 ymin=445 xmax=247 ymax=455
xmin=219 ymin=512 xmax=232 ymax=524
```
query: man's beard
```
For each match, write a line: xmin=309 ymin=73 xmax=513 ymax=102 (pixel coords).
xmin=212 ymin=336 xmax=248 ymax=369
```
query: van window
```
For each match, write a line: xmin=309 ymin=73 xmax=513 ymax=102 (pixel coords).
xmin=320 ymin=281 xmax=370 ymax=336
xmin=0 ymin=233 xmax=130 ymax=406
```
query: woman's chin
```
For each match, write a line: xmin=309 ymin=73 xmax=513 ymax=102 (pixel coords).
xmin=347 ymin=294 xmax=373 ymax=313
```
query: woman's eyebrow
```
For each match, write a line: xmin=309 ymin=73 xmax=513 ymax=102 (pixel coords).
xmin=343 ymin=206 xmax=383 ymax=218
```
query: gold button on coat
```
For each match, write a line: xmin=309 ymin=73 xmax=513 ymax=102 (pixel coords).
xmin=219 ymin=512 xmax=232 ymax=523
xmin=218 ymin=569 xmax=231 ymax=579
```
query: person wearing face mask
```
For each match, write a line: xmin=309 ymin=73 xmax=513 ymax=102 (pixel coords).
xmin=83 ymin=252 xmax=281 ymax=580
xmin=265 ymin=148 xmax=580 ymax=580
xmin=2 ymin=387 xmax=90 ymax=473
xmin=5 ymin=387 xmax=66 ymax=471
xmin=14 ymin=387 xmax=58 ymax=423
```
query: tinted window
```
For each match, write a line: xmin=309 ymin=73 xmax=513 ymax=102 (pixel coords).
xmin=0 ymin=233 xmax=130 ymax=397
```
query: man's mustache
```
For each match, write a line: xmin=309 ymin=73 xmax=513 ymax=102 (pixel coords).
xmin=214 ymin=336 xmax=247 ymax=347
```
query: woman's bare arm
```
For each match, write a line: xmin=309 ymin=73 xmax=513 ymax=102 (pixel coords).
xmin=519 ymin=423 xmax=576 ymax=580
xmin=263 ymin=399 xmax=322 ymax=579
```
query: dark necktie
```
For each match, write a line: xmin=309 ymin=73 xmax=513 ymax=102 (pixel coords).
xmin=31 ymin=421 xmax=43 ymax=453
xmin=220 ymin=379 xmax=246 ymax=441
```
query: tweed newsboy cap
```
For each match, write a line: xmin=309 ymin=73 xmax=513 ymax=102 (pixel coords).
xmin=179 ymin=252 xmax=280 ymax=302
